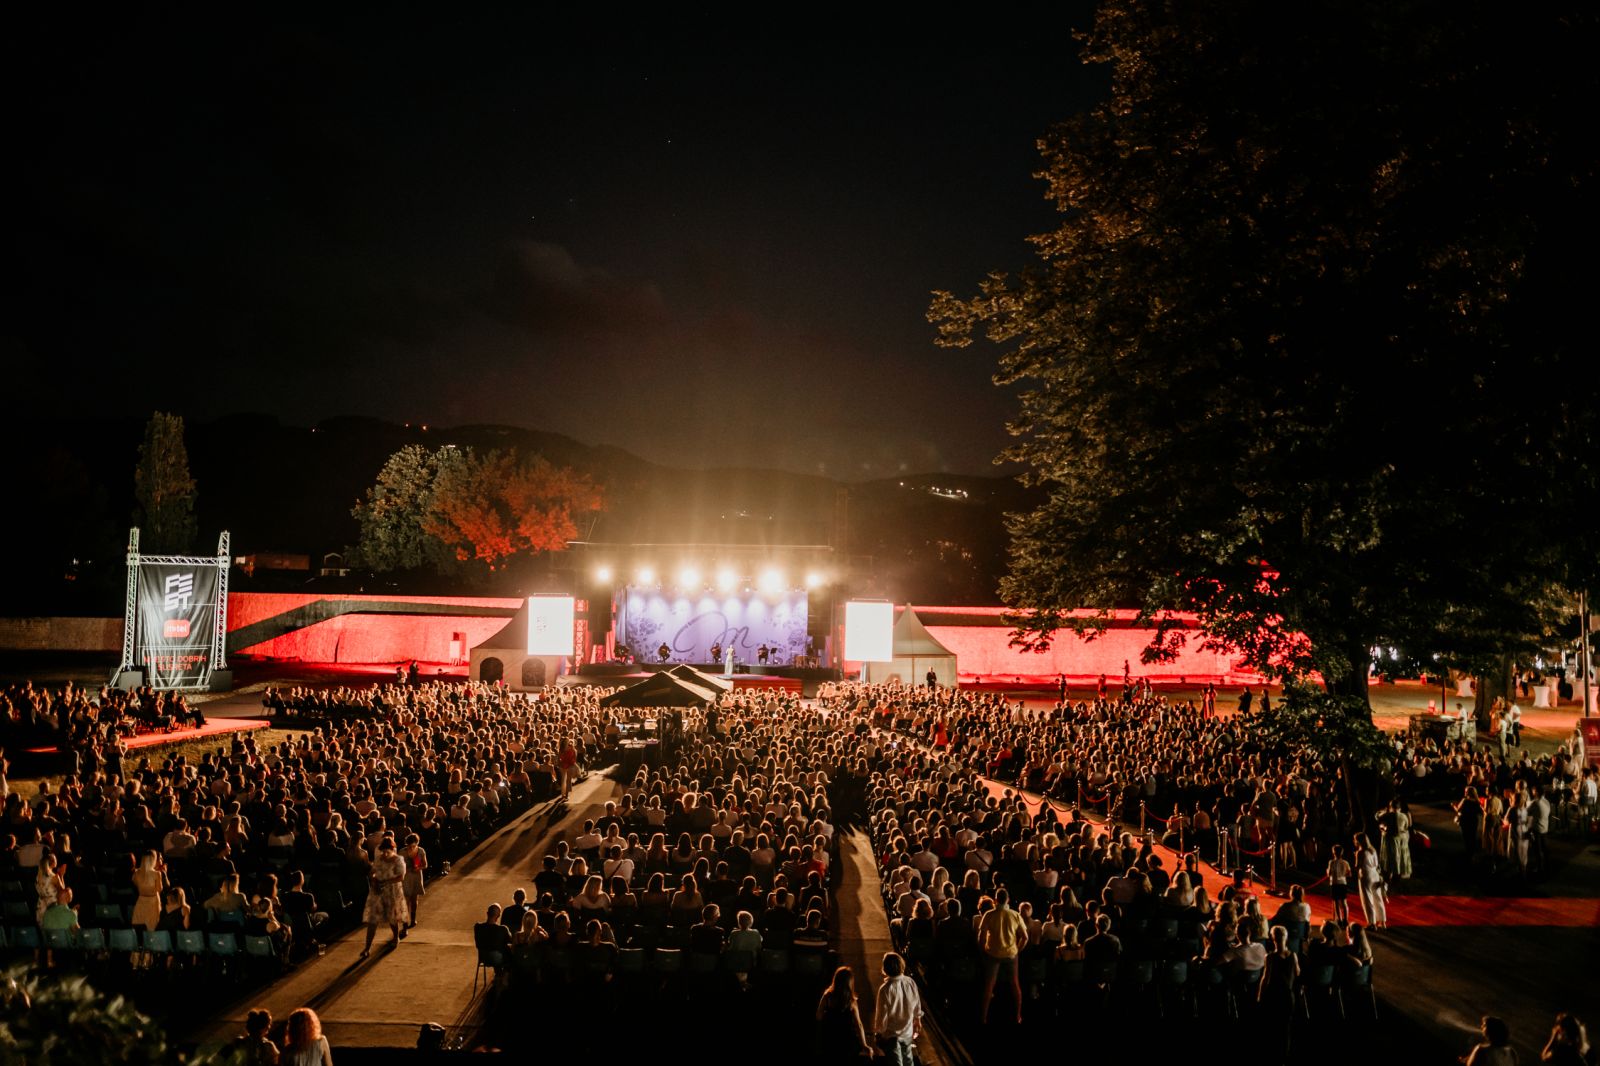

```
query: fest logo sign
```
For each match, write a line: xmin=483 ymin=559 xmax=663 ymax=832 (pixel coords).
xmin=137 ymin=563 xmax=218 ymax=689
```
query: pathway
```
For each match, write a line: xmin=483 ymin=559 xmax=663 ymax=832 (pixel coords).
xmin=191 ymin=770 xmax=620 ymax=1049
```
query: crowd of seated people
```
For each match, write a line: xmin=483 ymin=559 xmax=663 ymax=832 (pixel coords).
xmin=1 ymin=681 xmax=204 ymax=759
xmin=814 ymin=681 xmax=1387 ymax=1040
xmin=474 ymin=693 xmax=853 ymax=995
xmin=821 ymin=680 xmax=1592 ymax=886
xmin=0 ymin=679 xmax=619 ymax=978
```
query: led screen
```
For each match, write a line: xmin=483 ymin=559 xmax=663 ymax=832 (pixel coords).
xmin=844 ymin=600 xmax=894 ymax=662
xmin=526 ymin=596 xmax=576 ymax=656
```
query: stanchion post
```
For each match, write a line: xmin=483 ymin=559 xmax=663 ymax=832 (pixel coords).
xmin=1141 ymin=801 xmax=1147 ymax=836
xmin=1270 ymin=836 xmax=1278 ymax=893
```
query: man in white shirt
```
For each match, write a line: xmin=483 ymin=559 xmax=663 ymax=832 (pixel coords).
xmin=872 ymin=952 xmax=922 ymax=1066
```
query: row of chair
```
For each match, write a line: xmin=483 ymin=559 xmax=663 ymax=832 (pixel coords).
xmin=1 ymin=924 xmax=282 ymax=973
xmin=479 ymin=944 xmax=833 ymax=991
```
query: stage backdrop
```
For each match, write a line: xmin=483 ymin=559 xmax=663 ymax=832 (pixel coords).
xmin=138 ymin=562 xmax=219 ymax=689
xmin=618 ymin=587 xmax=808 ymax=664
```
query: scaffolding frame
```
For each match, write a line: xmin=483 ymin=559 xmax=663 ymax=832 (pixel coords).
xmin=114 ymin=528 xmax=231 ymax=688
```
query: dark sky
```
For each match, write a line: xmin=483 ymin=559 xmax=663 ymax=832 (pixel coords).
xmin=8 ymin=13 xmax=1100 ymax=478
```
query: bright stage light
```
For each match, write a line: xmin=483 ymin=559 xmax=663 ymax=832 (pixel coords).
xmin=716 ymin=567 xmax=739 ymax=593
xmin=758 ymin=568 xmax=785 ymax=594
xmin=677 ymin=566 xmax=701 ymax=589
xmin=636 ymin=566 xmax=656 ymax=586
xmin=805 ymin=571 xmax=824 ymax=589
xmin=526 ymin=595 xmax=575 ymax=656
xmin=844 ymin=600 xmax=894 ymax=661
xmin=595 ymin=565 xmax=613 ymax=583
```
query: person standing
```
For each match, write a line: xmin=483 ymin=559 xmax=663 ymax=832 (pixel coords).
xmin=400 ymin=834 xmax=427 ymax=928
xmin=872 ymin=952 xmax=922 ymax=1066
xmin=1354 ymin=833 xmax=1387 ymax=930
xmin=1528 ymin=786 xmax=1551 ymax=877
xmin=359 ymin=836 xmax=408 ymax=959
xmin=976 ymin=888 xmax=1028 ymax=1025
xmin=558 ymin=739 xmax=578 ymax=801
xmin=815 ymin=966 xmax=873 ymax=1060
xmin=1454 ymin=787 xmax=1484 ymax=868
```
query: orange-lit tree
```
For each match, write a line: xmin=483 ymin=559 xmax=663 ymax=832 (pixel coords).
xmin=423 ymin=448 xmax=602 ymax=570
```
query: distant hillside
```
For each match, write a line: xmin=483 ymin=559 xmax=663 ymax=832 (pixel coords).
xmin=0 ymin=415 xmax=1036 ymax=613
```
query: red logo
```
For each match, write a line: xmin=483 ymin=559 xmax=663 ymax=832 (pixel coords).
xmin=163 ymin=619 xmax=191 ymax=639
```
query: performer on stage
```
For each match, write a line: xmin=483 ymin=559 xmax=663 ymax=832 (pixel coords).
xmin=709 ymin=640 xmax=722 ymax=663
xmin=657 ymin=642 xmax=671 ymax=663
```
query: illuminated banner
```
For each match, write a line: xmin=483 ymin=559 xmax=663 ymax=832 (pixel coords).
xmin=844 ymin=600 xmax=894 ymax=662
xmin=526 ymin=595 xmax=576 ymax=656
xmin=137 ymin=563 xmax=219 ymax=689
xmin=618 ymin=587 xmax=807 ymax=664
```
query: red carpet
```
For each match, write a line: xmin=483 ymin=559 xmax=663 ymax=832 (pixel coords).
xmin=26 ymin=717 xmax=271 ymax=756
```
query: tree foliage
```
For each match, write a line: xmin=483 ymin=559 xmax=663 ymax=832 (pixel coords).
xmin=351 ymin=444 xmax=464 ymax=573
xmin=354 ymin=445 xmax=601 ymax=575
xmin=423 ymin=448 xmax=602 ymax=570
xmin=0 ymin=966 xmax=219 ymax=1065
xmin=930 ymin=2 xmax=1600 ymax=704
xmin=133 ymin=411 xmax=197 ymax=554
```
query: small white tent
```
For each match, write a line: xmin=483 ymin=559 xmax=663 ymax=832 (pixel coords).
xmin=865 ymin=605 xmax=958 ymax=687
xmin=469 ymin=601 xmax=564 ymax=692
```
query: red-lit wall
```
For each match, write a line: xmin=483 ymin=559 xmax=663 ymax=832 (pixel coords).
xmin=228 ymin=593 xmax=523 ymax=664
xmin=911 ymin=607 xmax=1265 ymax=685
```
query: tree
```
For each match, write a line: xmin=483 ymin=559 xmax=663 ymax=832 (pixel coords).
xmin=930 ymin=3 xmax=1600 ymax=710
xmin=133 ymin=412 xmax=197 ymax=554
xmin=351 ymin=444 xmax=464 ymax=573
xmin=0 ymin=965 xmax=219 ymax=1064
xmin=422 ymin=448 xmax=601 ymax=570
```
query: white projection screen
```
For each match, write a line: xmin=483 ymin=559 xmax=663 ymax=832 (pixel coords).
xmin=844 ymin=601 xmax=894 ymax=661
xmin=526 ymin=596 xmax=576 ymax=656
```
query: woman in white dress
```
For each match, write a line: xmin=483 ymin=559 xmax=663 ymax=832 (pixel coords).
xmin=360 ymin=836 xmax=409 ymax=959
xmin=1354 ymin=833 xmax=1388 ymax=929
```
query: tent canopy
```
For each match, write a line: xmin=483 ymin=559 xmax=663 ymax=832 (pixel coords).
xmin=600 ymin=669 xmax=723 ymax=708
xmin=891 ymin=605 xmax=955 ymax=656
xmin=865 ymin=605 xmax=958 ymax=686
xmin=666 ymin=664 xmax=732 ymax=692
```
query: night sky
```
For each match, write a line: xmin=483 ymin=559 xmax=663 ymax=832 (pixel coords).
xmin=9 ymin=14 xmax=1099 ymax=478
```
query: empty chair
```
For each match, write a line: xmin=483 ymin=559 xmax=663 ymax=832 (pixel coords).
xmin=176 ymin=929 xmax=207 ymax=958
xmin=43 ymin=927 xmax=77 ymax=953
xmin=142 ymin=929 xmax=174 ymax=957
xmin=108 ymin=927 xmax=140 ymax=954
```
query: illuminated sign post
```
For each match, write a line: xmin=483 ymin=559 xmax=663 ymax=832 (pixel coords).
xmin=844 ymin=600 xmax=894 ymax=662
xmin=526 ymin=595 xmax=576 ymax=656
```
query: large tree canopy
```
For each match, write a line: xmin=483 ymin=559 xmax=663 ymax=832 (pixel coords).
xmin=354 ymin=445 xmax=601 ymax=576
xmin=422 ymin=448 xmax=602 ymax=571
xmin=931 ymin=3 xmax=1600 ymax=705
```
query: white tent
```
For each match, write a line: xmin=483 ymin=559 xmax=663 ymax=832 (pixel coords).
xmin=865 ymin=605 xmax=958 ymax=687
xmin=469 ymin=601 xmax=564 ymax=691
